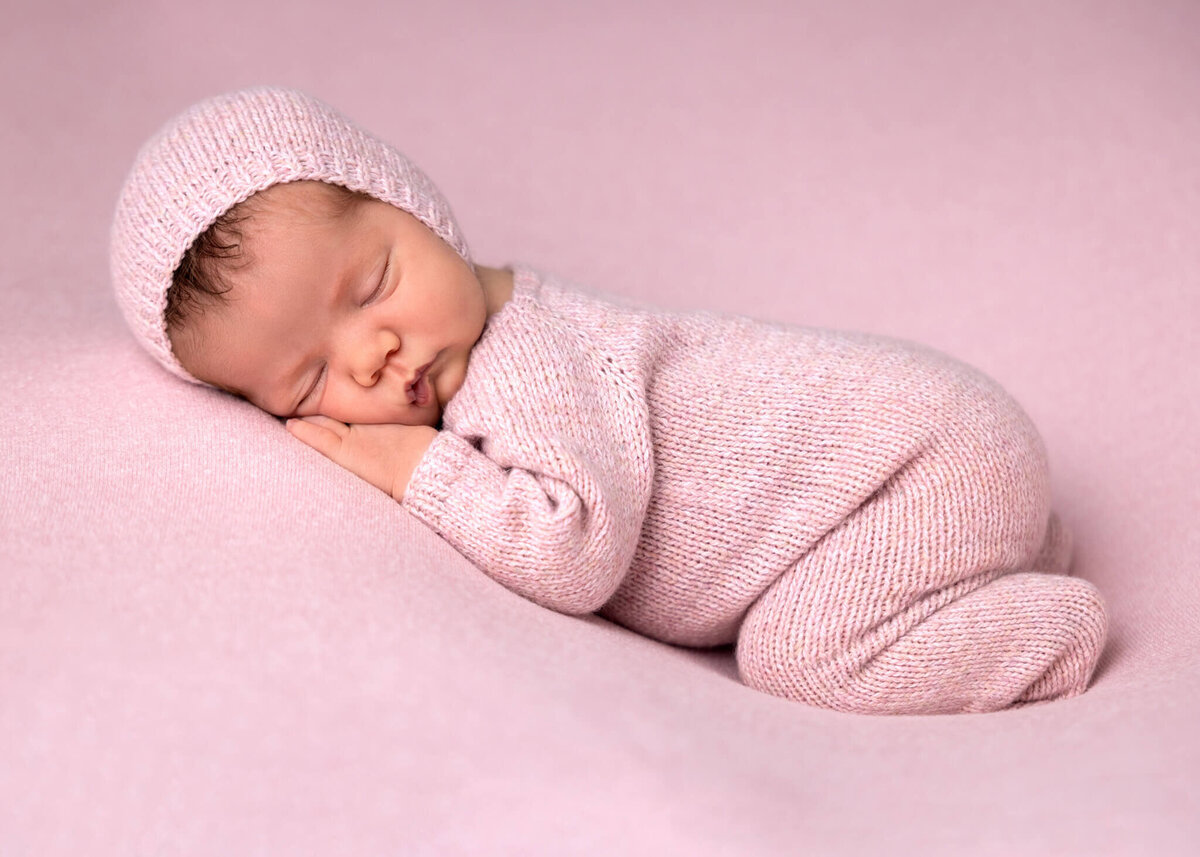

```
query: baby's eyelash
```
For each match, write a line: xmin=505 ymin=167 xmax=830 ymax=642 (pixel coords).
xmin=301 ymin=363 xmax=327 ymax=407
xmin=362 ymin=260 xmax=391 ymax=306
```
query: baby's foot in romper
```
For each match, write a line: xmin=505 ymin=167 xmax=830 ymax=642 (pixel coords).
xmin=1009 ymin=573 xmax=1108 ymax=705
xmin=887 ymin=570 xmax=1108 ymax=711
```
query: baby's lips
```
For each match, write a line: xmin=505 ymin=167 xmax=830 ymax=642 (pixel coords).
xmin=412 ymin=371 xmax=432 ymax=407
xmin=406 ymin=361 xmax=433 ymax=406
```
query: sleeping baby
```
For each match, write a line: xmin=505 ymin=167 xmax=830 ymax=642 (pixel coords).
xmin=111 ymin=87 xmax=1107 ymax=715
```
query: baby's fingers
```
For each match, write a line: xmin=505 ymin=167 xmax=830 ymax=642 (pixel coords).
xmin=286 ymin=416 xmax=346 ymax=460
xmin=293 ymin=415 xmax=350 ymax=437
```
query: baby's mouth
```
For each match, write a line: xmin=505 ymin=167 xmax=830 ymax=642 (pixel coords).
xmin=407 ymin=362 xmax=433 ymax=406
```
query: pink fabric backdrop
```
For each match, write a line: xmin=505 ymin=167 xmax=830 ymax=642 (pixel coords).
xmin=2 ymin=0 xmax=1197 ymax=853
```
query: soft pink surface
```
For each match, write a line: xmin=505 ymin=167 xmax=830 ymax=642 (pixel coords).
xmin=1 ymin=1 xmax=1197 ymax=854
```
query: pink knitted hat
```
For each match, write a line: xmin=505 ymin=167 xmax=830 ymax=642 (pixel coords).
xmin=110 ymin=86 xmax=470 ymax=383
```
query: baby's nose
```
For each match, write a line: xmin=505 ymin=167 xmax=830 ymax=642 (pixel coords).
xmin=349 ymin=330 xmax=400 ymax=387
xmin=351 ymin=360 xmax=380 ymax=388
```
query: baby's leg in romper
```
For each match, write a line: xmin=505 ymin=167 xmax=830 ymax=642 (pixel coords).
xmin=735 ymin=336 xmax=1106 ymax=715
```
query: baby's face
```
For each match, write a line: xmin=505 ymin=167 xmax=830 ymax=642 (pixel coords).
xmin=173 ymin=182 xmax=489 ymax=426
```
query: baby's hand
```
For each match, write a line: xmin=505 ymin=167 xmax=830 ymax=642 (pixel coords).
xmin=286 ymin=416 xmax=437 ymax=501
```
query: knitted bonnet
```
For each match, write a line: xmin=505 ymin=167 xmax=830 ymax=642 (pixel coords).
xmin=109 ymin=86 xmax=470 ymax=383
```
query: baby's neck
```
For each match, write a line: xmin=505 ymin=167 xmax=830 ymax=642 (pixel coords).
xmin=475 ymin=264 xmax=515 ymax=319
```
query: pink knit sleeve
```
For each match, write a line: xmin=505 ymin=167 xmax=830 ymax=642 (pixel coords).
xmin=399 ymin=291 xmax=654 ymax=616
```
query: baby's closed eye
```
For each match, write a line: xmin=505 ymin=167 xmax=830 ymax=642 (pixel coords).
xmin=361 ymin=258 xmax=393 ymax=307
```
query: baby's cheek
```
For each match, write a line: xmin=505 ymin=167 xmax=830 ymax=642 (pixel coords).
xmin=436 ymin=358 xmax=470 ymax=407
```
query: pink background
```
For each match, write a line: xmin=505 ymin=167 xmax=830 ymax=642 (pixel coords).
xmin=2 ymin=0 xmax=1197 ymax=853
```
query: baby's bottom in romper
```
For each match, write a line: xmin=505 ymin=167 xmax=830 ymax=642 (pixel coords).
xmin=733 ymin=335 xmax=1107 ymax=715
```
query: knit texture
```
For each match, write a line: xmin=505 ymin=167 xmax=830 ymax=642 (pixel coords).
xmin=109 ymin=86 xmax=470 ymax=383
xmin=403 ymin=267 xmax=1108 ymax=715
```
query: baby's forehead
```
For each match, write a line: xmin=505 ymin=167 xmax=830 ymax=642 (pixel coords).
xmin=246 ymin=180 xmax=367 ymax=220
xmin=229 ymin=182 xmax=368 ymax=259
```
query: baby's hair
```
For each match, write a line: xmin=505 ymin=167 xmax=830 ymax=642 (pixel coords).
xmin=166 ymin=180 xmax=368 ymax=331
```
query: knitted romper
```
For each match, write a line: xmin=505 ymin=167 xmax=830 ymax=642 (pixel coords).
xmin=402 ymin=266 xmax=1108 ymax=715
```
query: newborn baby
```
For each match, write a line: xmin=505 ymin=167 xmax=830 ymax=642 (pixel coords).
xmin=111 ymin=87 xmax=1107 ymax=715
